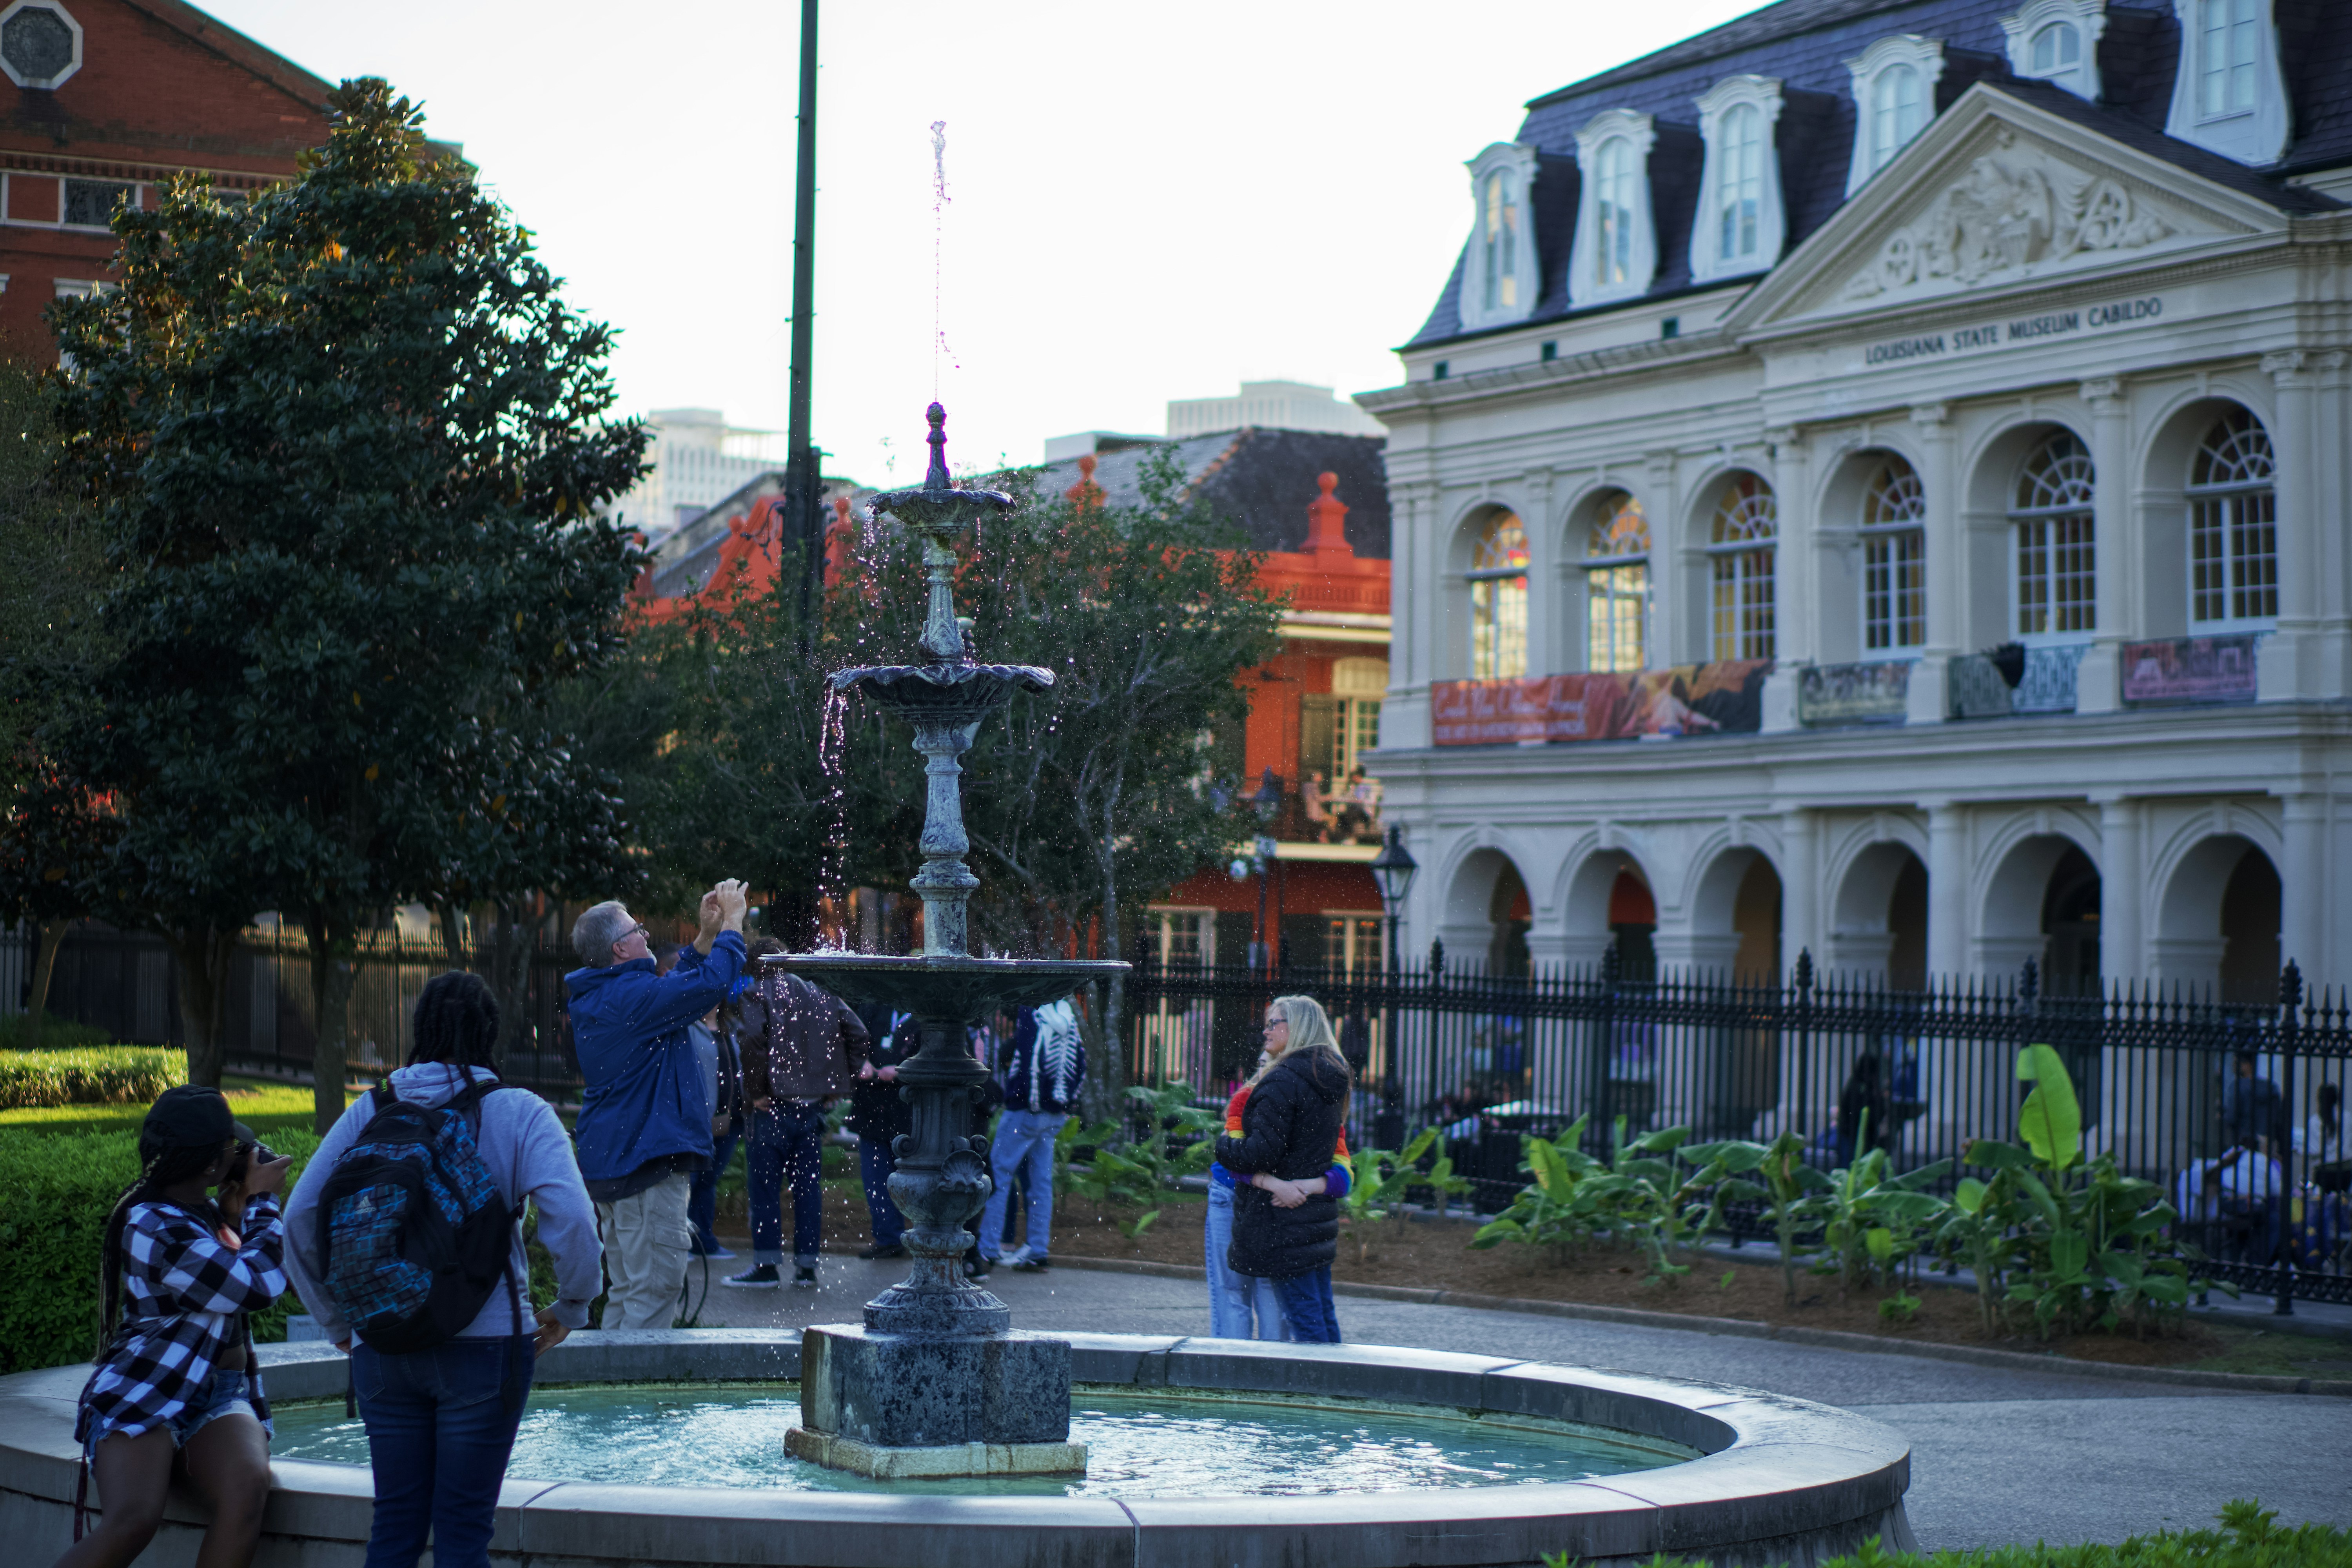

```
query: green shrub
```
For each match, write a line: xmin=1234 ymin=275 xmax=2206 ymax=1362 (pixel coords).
xmin=1542 ymin=1501 xmax=2351 ymax=1568
xmin=0 ymin=1047 xmax=181 ymax=1109
xmin=0 ymin=1013 xmax=120 ymax=1052
xmin=0 ymin=1125 xmax=320 ymax=1373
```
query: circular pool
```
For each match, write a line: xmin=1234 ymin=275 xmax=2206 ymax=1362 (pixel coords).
xmin=0 ymin=1328 xmax=1916 ymax=1567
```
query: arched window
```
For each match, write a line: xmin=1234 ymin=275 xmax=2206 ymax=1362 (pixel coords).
xmin=1860 ymin=456 xmax=1927 ymax=651
xmin=1482 ymin=169 xmax=1519 ymax=313
xmin=1583 ymin=490 xmax=1649 ymax=673
xmin=1869 ymin=64 xmax=1926 ymax=174
xmin=2188 ymin=410 xmax=2277 ymax=628
xmin=1468 ymin=511 xmax=1530 ymax=680
xmin=1708 ymin=475 xmax=1777 ymax=661
xmin=2029 ymin=21 xmax=2079 ymax=75
xmin=2201 ymin=0 xmax=2259 ymax=119
xmin=2011 ymin=432 xmax=2096 ymax=639
xmin=1593 ymin=138 xmax=1638 ymax=289
xmin=1715 ymin=103 xmax=1763 ymax=264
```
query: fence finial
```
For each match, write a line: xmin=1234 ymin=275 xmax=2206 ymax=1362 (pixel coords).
xmin=1794 ymin=947 xmax=1814 ymax=993
xmin=1428 ymin=937 xmax=1446 ymax=978
xmin=2018 ymin=955 xmax=2040 ymax=1005
xmin=2281 ymin=958 xmax=2304 ymax=1014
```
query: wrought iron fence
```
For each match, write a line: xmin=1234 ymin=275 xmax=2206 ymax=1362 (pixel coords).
xmin=6 ymin=923 xmax=587 ymax=1097
xmin=1125 ymin=943 xmax=2352 ymax=1309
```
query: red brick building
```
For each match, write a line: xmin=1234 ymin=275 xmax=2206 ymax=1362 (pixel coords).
xmin=0 ymin=0 xmax=334 ymax=358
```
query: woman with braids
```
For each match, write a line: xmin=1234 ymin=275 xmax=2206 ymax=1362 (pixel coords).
xmin=283 ymin=971 xmax=601 ymax=1568
xmin=55 ymin=1085 xmax=293 ymax=1568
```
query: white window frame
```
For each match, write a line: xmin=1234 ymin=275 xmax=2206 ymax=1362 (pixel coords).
xmin=2185 ymin=410 xmax=2278 ymax=632
xmin=1690 ymin=75 xmax=1786 ymax=284
xmin=1706 ymin=475 xmax=1779 ymax=662
xmin=1460 ymin=142 xmax=1540 ymax=332
xmin=1 ymin=171 xmax=144 ymax=230
xmin=1568 ymin=109 xmax=1657 ymax=310
xmin=2163 ymin=0 xmax=2288 ymax=166
xmin=2000 ymin=0 xmax=2105 ymax=102
xmin=1844 ymin=34 xmax=1946 ymax=196
xmin=1857 ymin=456 xmax=1928 ymax=656
xmin=0 ymin=1 xmax=83 ymax=91
xmin=1581 ymin=489 xmax=1651 ymax=674
xmin=1466 ymin=510 xmax=1531 ymax=681
xmin=2010 ymin=432 xmax=2098 ymax=646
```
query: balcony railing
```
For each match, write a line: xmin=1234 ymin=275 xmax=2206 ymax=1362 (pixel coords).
xmin=2122 ymin=634 xmax=2261 ymax=707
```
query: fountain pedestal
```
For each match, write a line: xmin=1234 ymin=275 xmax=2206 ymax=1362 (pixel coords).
xmin=786 ymin=1327 xmax=1083 ymax=1477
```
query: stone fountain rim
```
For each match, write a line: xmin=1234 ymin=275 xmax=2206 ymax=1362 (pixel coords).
xmin=0 ymin=1330 xmax=1912 ymax=1568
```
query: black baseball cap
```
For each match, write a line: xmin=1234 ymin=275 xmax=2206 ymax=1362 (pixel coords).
xmin=142 ymin=1085 xmax=256 ymax=1149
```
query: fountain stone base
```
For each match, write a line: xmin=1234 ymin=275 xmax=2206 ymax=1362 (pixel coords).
xmin=786 ymin=1324 xmax=1085 ymax=1478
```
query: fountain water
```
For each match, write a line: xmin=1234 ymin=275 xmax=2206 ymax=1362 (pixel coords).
xmin=765 ymin=404 xmax=1125 ymax=1478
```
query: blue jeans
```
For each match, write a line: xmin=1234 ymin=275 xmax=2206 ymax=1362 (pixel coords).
xmin=1271 ymin=1267 xmax=1341 ymax=1344
xmin=860 ymin=1134 xmax=906 ymax=1249
xmin=690 ymin=1120 xmax=742 ymax=1252
xmin=1205 ymin=1180 xmax=1290 ymax=1340
xmin=977 ymin=1109 xmax=1065 ymax=1259
xmin=353 ymin=1335 xmax=535 ymax=1568
xmin=748 ymin=1102 xmax=827 ymax=1267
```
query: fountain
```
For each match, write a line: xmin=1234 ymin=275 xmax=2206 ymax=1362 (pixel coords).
xmin=0 ymin=403 xmax=1919 ymax=1565
xmin=766 ymin=404 xmax=1124 ymax=1478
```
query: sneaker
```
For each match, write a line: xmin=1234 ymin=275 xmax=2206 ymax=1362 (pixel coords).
xmin=693 ymin=1241 xmax=738 ymax=1259
xmin=998 ymin=1245 xmax=1033 ymax=1268
xmin=722 ymin=1264 xmax=780 ymax=1288
xmin=1009 ymin=1252 xmax=1050 ymax=1272
xmin=792 ymin=1266 xmax=819 ymax=1289
xmin=857 ymin=1242 xmax=907 ymax=1260
xmin=966 ymin=1256 xmax=993 ymax=1280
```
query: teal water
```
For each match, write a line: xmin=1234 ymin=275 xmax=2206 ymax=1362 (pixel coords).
xmin=271 ymin=1383 xmax=1690 ymax=1498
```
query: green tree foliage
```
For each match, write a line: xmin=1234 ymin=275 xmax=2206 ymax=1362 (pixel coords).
xmin=48 ymin=81 xmax=648 ymax=1117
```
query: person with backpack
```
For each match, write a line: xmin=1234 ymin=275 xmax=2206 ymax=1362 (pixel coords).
xmin=54 ymin=1087 xmax=291 ymax=1568
xmin=972 ymin=998 xmax=1085 ymax=1276
xmin=281 ymin=972 xmax=600 ymax=1568
xmin=565 ymin=882 xmax=748 ymax=1327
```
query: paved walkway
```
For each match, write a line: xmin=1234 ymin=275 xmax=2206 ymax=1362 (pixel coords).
xmin=685 ymin=1250 xmax=2352 ymax=1552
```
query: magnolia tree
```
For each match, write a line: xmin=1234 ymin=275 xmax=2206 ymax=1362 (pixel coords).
xmin=50 ymin=82 xmax=648 ymax=1115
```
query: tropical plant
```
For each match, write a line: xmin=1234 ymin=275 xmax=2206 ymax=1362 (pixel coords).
xmin=1064 ymin=1079 xmax=1220 ymax=1240
xmin=1692 ymin=1128 xmax=1833 ymax=1307
xmin=1341 ymin=1127 xmax=1472 ymax=1263
xmin=1799 ymin=1117 xmax=1952 ymax=1300
xmin=1470 ymin=1115 xmax=1613 ymax=1261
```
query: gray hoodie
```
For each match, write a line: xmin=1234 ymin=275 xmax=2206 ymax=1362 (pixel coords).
xmin=282 ymin=1062 xmax=604 ymax=1343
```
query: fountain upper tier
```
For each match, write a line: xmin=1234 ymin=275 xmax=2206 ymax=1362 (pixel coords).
xmin=754 ymin=952 xmax=1125 ymax=1028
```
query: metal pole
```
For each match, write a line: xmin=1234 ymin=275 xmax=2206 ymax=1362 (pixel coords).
xmin=785 ymin=0 xmax=822 ymax=617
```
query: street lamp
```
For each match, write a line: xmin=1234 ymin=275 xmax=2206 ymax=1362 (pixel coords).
xmin=1247 ymin=768 xmax=1283 ymax=970
xmin=1369 ymin=824 xmax=1418 ymax=973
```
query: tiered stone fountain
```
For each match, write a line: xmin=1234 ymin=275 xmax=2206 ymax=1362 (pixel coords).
xmin=767 ymin=404 xmax=1124 ymax=1478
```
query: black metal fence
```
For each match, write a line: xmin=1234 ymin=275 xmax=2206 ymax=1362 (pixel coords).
xmin=1126 ymin=944 xmax=2352 ymax=1308
xmin=8 ymin=924 xmax=588 ymax=1098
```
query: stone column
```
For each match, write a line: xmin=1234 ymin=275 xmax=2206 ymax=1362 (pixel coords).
xmin=1780 ymin=808 xmax=1821 ymax=977
xmin=2279 ymin=793 xmax=2327 ymax=977
xmin=1760 ymin=427 xmax=1808 ymax=732
xmin=1909 ymin=401 xmax=1956 ymax=724
xmin=1645 ymin=450 xmax=1684 ymax=664
xmin=1924 ymin=800 xmax=1969 ymax=980
xmin=2075 ymin=377 xmax=2129 ymax=715
xmin=2095 ymin=795 xmax=2143 ymax=984
xmin=1523 ymin=467 xmax=1557 ymax=674
xmin=2258 ymin=352 xmax=2319 ymax=701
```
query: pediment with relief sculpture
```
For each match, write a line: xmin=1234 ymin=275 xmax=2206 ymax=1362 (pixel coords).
xmin=1734 ymin=88 xmax=2280 ymax=332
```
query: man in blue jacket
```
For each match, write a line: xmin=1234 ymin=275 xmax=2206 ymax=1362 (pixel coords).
xmin=566 ymin=880 xmax=748 ymax=1330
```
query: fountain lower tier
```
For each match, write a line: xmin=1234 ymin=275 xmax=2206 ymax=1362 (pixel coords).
xmin=784 ymin=1326 xmax=1084 ymax=1479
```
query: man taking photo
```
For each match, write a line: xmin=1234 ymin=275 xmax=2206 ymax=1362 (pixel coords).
xmin=566 ymin=880 xmax=748 ymax=1329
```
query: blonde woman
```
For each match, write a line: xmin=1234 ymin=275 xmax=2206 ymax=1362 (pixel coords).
xmin=1213 ymin=995 xmax=1354 ymax=1343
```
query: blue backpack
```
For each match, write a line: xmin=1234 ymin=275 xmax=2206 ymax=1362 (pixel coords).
xmin=317 ymin=1072 xmax=521 ymax=1353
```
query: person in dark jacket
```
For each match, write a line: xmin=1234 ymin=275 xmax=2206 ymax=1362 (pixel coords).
xmin=847 ymin=1008 xmax=914 ymax=1260
xmin=1214 ymin=994 xmax=1352 ymax=1343
xmin=565 ymin=883 xmax=747 ymax=1330
xmin=1836 ymin=1053 xmax=1892 ymax=1170
xmin=724 ymin=967 xmax=870 ymax=1288
xmin=975 ymin=999 xmax=1085 ymax=1273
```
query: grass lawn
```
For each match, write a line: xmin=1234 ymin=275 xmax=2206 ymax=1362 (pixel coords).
xmin=0 ymin=1073 xmax=366 ymax=1137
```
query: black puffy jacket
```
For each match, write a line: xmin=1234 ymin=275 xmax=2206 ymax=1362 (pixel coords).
xmin=1215 ymin=1049 xmax=1350 ymax=1279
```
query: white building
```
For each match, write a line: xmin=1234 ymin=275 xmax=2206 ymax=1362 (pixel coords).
xmin=606 ymin=408 xmax=791 ymax=546
xmin=1168 ymin=379 xmax=1388 ymax=441
xmin=1362 ymin=0 xmax=2352 ymax=1002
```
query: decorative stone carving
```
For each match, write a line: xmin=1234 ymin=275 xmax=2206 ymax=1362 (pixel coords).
xmin=1844 ymin=133 xmax=2174 ymax=302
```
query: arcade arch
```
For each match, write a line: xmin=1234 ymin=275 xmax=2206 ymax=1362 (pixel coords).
xmin=2155 ymin=833 xmax=2281 ymax=1001
xmin=1437 ymin=844 xmax=1532 ymax=976
xmin=1975 ymin=828 xmax=2100 ymax=986
xmin=1556 ymin=846 xmax=1656 ymax=975
xmin=1828 ymin=842 xmax=1929 ymax=989
xmin=1677 ymin=845 xmax=1782 ymax=980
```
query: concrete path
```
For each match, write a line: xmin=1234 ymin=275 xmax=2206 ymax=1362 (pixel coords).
xmin=683 ymin=1251 xmax=2352 ymax=1552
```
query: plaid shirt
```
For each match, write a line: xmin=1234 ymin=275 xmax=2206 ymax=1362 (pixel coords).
xmin=75 ymin=1194 xmax=288 ymax=1445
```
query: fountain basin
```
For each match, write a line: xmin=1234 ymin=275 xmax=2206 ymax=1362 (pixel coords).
xmin=0 ymin=1331 xmax=1915 ymax=1568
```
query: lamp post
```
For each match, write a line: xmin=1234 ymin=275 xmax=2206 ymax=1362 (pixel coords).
xmin=1247 ymin=767 xmax=1283 ymax=971
xmin=1368 ymin=824 xmax=1417 ymax=1125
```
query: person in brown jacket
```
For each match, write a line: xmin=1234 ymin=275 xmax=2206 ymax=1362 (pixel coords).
xmin=722 ymin=962 xmax=871 ymax=1288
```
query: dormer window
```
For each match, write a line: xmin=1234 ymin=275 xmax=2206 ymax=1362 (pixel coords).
xmin=2164 ymin=0 xmax=2287 ymax=165
xmin=1844 ymin=35 xmax=1946 ymax=195
xmin=1568 ymin=109 xmax=1657 ymax=309
xmin=2000 ymin=0 xmax=2105 ymax=102
xmin=1459 ymin=142 xmax=1540 ymax=331
xmin=1690 ymin=75 xmax=1786 ymax=283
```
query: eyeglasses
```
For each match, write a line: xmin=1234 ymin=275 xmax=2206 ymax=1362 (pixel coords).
xmin=624 ymin=923 xmax=650 ymax=942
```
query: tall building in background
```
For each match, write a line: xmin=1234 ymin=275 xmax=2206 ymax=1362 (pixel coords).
xmin=606 ymin=408 xmax=793 ymax=546
xmin=0 ymin=0 xmax=338 ymax=358
xmin=1165 ymin=379 xmax=1388 ymax=440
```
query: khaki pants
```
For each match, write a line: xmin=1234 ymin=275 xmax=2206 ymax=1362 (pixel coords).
xmin=595 ymin=1170 xmax=693 ymax=1331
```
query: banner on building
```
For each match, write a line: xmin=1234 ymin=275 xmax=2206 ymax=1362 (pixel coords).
xmin=1431 ymin=661 xmax=1771 ymax=746
xmin=1799 ymin=661 xmax=1910 ymax=727
xmin=2121 ymin=635 xmax=2261 ymax=707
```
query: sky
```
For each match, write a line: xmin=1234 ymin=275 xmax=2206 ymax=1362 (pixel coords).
xmin=202 ymin=0 xmax=1766 ymax=485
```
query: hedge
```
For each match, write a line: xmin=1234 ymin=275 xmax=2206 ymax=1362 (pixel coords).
xmin=0 ymin=1047 xmax=181 ymax=1109
xmin=0 ymin=1126 xmax=320 ymax=1374
xmin=0 ymin=1014 xmax=119 ymax=1052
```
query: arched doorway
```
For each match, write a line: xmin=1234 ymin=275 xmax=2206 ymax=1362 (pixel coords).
xmin=1489 ymin=861 xmax=1533 ymax=978
xmin=2218 ymin=848 xmax=2281 ymax=1005
xmin=1829 ymin=842 xmax=1929 ymax=989
xmin=1609 ymin=867 xmax=1656 ymax=980
xmin=2042 ymin=845 xmax=2102 ymax=996
xmin=1438 ymin=846 xmax=1531 ymax=978
xmin=1733 ymin=858 xmax=1783 ymax=983
xmin=1976 ymin=831 xmax=2096 ymax=982
xmin=2155 ymin=833 xmax=2281 ymax=1002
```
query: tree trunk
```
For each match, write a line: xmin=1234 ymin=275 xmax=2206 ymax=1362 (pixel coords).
xmin=159 ymin=922 xmax=238 ymax=1087
xmin=436 ymin=902 xmax=469 ymax=969
xmin=24 ymin=917 xmax=69 ymax=1047
xmin=305 ymin=910 xmax=359 ymax=1133
xmin=486 ymin=899 xmax=550 ymax=1076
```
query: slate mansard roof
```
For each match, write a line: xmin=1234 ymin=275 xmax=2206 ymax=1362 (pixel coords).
xmin=1407 ymin=0 xmax=2352 ymax=349
xmin=1024 ymin=428 xmax=1392 ymax=561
